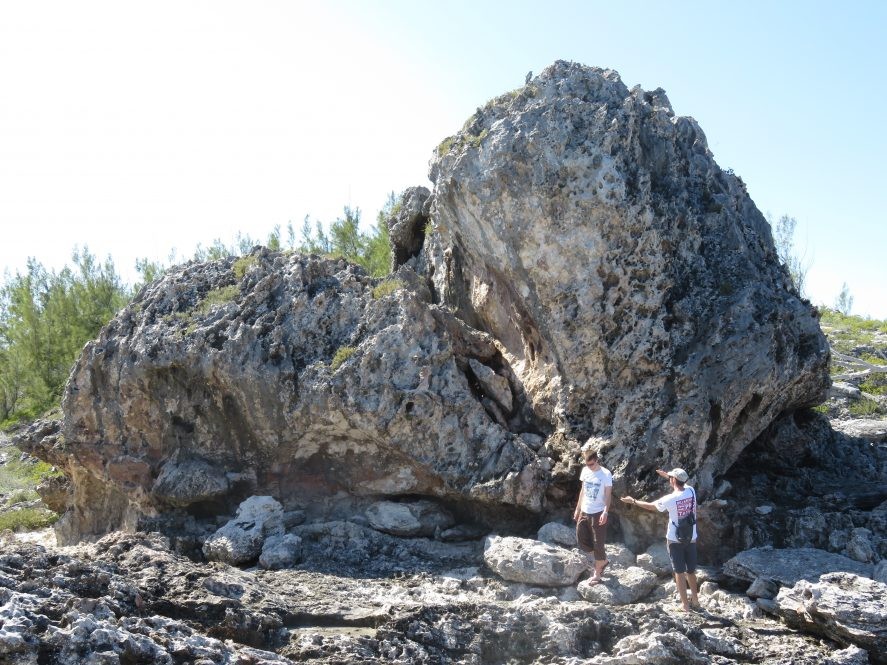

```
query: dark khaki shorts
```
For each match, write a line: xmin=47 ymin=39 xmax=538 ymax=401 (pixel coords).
xmin=576 ymin=512 xmax=607 ymax=561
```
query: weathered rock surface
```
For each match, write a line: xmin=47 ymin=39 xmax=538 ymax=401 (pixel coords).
xmin=606 ymin=542 xmax=638 ymax=568
xmin=746 ymin=575 xmax=781 ymax=599
xmin=710 ymin=411 xmax=887 ymax=563
xmin=482 ymin=535 xmax=587 ymax=586
xmin=636 ymin=542 xmax=673 ymax=577
xmin=259 ymin=534 xmax=303 ymax=570
xmin=365 ymin=499 xmax=454 ymax=537
xmin=770 ymin=572 xmax=887 ymax=662
xmin=387 ymin=186 xmax=431 ymax=271
xmin=151 ymin=456 xmax=231 ymax=507
xmin=587 ymin=631 xmax=709 ymax=664
xmin=17 ymin=251 xmax=546 ymax=542
xmin=14 ymin=61 xmax=831 ymax=551
xmin=723 ymin=546 xmax=874 ymax=586
xmin=831 ymin=418 xmax=887 ymax=443
xmin=203 ymin=495 xmax=285 ymax=565
xmin=536 ymin=520 xmax=576 ymax=547
xmin=2 ymin=530 xmax=868 ymax=664
xmin=292 ymin=519 xmax=482 ymax=574
xmin=0 ymin=532 xmax=293 ymax=665
xmin=577 ymin=565 xmax=658 ymax=605
xmin=427 ymin=59 xmax=829 ymax=506
xmin=6 ymin=59 xmax=887 ymax=665
xmin=34 ymin=473 xmax=71 ymax=514
xmin=845 ymin=527 xmax=877 ymax=563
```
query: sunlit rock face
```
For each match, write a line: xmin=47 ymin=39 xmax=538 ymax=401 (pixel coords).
xmin=25 ymin=249 xmax=549 ymax=542
xmin=425 ymin=60 xmax=829 ymax=500
xmin=17 ymin=60 xmax=829 ymax=546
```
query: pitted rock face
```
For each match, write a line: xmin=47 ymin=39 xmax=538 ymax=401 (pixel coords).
xmin=15 ymin=60 xmax=832 ymax=550
xmin=427 ymin=60 xmax=829 ymax=496
xmin=26 ymin=249 xmax=544 ymax=542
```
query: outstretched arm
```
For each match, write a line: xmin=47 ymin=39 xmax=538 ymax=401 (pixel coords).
xmin=619 ymin=495 xmax=657 ymax=512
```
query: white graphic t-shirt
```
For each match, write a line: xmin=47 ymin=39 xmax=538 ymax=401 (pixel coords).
xmin=654 ymin=486 xmax=697 ymax=542
xmin=580 ymin=466 xmax=613 ymax=514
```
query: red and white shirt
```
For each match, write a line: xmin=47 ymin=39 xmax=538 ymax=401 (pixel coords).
xmin=654 ymin=486 xmax=697 ymax=542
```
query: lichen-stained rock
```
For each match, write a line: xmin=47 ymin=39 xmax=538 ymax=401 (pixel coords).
xmin=771 ymin=573 xmax=887 ymax=662
xmin=427 ymin=60 xmax=829 ymax=497
xmin=19 ymin=250 xmax=544 ymax=542
xmin=15 ymin=60 xmax=832 ymax=548
xmin=483 ymin=535 xmax=587 ymax=586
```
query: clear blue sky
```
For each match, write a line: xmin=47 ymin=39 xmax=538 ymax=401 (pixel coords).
xmin=1 ymin=1 xmax=885 ymax=317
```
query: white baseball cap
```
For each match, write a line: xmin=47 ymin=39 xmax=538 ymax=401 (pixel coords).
xmin=667 ymin=468 xmax=690 ymax=483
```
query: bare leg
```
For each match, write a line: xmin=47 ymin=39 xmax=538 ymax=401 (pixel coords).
xmin=686 ymin=573 xmax=699 ymax=607
xmin=593 ymin=558 xmax=609 ymax=579
xmin=674 ymin=572 xmax=690 ymax=611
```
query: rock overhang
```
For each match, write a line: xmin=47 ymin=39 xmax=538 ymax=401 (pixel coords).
xmin=424 ymin=60 xmax=829 ymax=499
xmin=15 ymin=60 xmax=830 ymax=547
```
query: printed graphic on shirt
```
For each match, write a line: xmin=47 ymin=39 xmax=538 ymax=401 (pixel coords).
xmin=584 ymin=479 xmax=602 ymax=501
xmin=675 ymin=495 xmax=694 ymax=517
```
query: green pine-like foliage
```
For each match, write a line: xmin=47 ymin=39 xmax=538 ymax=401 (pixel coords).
xmin=1 ymin=193 xmax=401 ymax=425
xmin=1 ymin=249 xmax=129 ymax=422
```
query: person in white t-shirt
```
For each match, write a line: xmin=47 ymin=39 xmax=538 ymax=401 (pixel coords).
xmin=572 ymin=439 xmax=613 ymax=584
xmin=620 ymin=467 xmax=700 ymax=612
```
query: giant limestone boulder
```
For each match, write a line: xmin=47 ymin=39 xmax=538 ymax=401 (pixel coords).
xmin=426 ymin=60 xmax=829 ymax=498
xmin=16 ymin=61 xmax=828 ymax=546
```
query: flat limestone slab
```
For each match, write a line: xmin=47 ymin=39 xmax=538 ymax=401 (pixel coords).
xmin=724 ymin=547 xmax=874 ymax=586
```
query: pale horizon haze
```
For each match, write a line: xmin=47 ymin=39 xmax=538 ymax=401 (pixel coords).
xmin=1 ymin=1 xmax=885 ymax=318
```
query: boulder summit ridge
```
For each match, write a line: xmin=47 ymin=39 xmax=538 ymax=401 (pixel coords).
xmin=19 ymin=61 xmax=829 ymax=547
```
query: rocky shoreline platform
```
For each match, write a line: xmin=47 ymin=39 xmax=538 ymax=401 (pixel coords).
xmin=3 ymin=60 xmax=885 ymax=663
xmin=2 ymin=519 xmax=884 ymax=663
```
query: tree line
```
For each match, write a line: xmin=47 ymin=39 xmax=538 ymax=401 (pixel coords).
xmin=5 ymin=204 xmax=858 ymax=426
xmin=771 ymin=213 xmax=855 ymax=316
xmin=1 ymin=197 xmax=398 ymax=425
